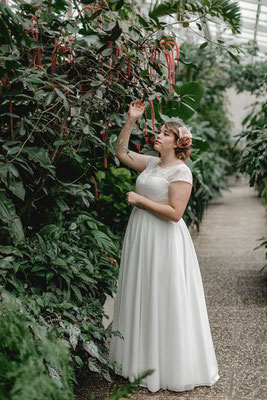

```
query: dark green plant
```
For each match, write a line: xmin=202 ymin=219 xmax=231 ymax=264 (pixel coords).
xmin=0 ymin=211 xmax=121 ymax=377
xmin=90 ymin=164 xmax=136 ymax=235
xmin=235 ymin=101 xmax=267 ymax=194
xmin=232 ymin=69 xmax=267 ymax=272
xmin=0 ymin=291 xmax=75 ymax=400
xmin=226 ymin=42 xmax=267 ymax=96
xmin=0 ymin=0 xmax=242 ymax=244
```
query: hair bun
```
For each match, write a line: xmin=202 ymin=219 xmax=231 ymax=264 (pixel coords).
xmin=176 ymin=136 xmax=192 ymax=148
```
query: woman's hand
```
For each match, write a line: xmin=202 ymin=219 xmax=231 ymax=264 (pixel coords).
xmin=126 ymin=191 xmax=143 ymax=207
xmin=127 ymin=99 xmax=146 ymax=121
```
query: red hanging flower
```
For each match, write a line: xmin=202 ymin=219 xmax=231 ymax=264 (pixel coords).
xmin=92 ymin=176 xmax=99 ymax=200
xmin=135 ymin=144 xmax=141 ymax=153
xmin=149 ymin=100 xmax=155 ymax=132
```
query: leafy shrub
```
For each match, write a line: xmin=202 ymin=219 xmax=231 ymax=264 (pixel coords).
xmin=235 ymin=101 xmax=267 ymax=194
xmin=233 ymin=90 xmax=267 ymax=272
xmin=0 ymin=213 xmax=121 ymax=382
xmin=90 ymin=165 xmax=136 ymax=235
xmin=0 ymin=291 xmax=75 ymax=400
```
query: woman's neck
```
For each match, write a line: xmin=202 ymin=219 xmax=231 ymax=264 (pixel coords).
xmin=159 ymin=153 xmax=184 ymax=167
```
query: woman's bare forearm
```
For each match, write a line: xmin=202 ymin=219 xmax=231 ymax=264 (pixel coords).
xmin=114 ymin=117 xmax=136 ymax=156
xmin=136 ymin=195 xmax=181 ymax=222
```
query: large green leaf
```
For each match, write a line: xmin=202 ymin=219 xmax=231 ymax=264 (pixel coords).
xmin=0 ymin=190 xmax=24 ymax=243
xmin=0 ymin=4 xmax=31 ymax=47
xmin=149 ymin=1 xmax=178 ymax=19
xmin=91 ymin=230 xmax=118 ymax=254
xmin=172 ymin=82 xmax=204 ymax=120
xmin=22 ymin=147 xmax=55 ymax=173
xmin=0 ymin=162 xmax=25 ymax=201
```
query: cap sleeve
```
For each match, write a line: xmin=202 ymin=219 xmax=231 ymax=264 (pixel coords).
xmin=168 ymin=165 xmax=193 ymax=185
xmin=145 ymin=155 xmax=160 ymax=169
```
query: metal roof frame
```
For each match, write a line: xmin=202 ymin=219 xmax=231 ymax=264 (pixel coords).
xmin=204 ymin=0 xmax=267 ymax=56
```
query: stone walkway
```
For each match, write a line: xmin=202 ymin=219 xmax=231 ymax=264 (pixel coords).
xmin=75 ymin=175 xmax=267 ymax=400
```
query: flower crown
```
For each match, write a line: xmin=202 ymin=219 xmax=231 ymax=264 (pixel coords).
xmin=176 ymin=126 xmax=192 ymax=149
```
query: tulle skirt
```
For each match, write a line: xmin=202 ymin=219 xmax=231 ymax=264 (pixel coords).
xmin=109 ymin=207 xmax=220 ymax=392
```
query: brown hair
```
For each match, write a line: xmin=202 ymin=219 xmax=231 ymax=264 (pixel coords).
xmin=158 ymin=121 xmax=191 ymax=161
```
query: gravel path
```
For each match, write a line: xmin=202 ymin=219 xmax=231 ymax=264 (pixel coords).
xmin=75 ymin=175 xmax=267 ymax=400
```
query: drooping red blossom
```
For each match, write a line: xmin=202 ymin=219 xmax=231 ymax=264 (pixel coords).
xmin=135 ymin=144 xmax=141 ymax=153
xmin=92 ymin=176 xmax=99 ymax=200
xmin=30 ymin=16 xmax=42 ymax=70
xmin=104 ymin=156 xmax=108 ymax=168
xmin=107 ymin=256 xmax=117 ymax=266
xmin=149 ymin=100 xmax=155 ymax=132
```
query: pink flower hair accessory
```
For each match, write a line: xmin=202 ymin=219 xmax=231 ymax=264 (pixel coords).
xmin=176 ymin=126 xmax=192 ymax=148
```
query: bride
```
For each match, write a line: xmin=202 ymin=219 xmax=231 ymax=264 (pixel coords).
xmin=109 ymin=99 xmax=220 ymax=393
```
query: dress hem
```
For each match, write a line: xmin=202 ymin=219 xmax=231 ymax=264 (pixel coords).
xmin=113 ymin=370 xmax=220 ymax=393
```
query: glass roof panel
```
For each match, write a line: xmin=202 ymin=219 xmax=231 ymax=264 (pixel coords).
xmin=203 ymin=0 xmax=267 ymax=58
xmin=140 ymin=0 xmax=267 ymax=58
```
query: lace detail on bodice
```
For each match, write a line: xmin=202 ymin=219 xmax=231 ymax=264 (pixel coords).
xmin=135 ymin=155 xmax=193 ymax=205
xmin=145 ymin=155 xmax=193 ymax=185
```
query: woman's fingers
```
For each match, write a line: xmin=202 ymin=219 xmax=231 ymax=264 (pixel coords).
xmin=129 ymin=100 xmax=146 ymax=115
xmin=133 ymin=101 xmax=145 ymax=109
xmin=131 ymin=99 xmax=145 ymax=107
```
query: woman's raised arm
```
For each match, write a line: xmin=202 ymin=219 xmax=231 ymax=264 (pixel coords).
xmin=114 ymin=99 xmax=147 ymax=173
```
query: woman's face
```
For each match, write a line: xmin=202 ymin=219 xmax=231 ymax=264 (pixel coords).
xmin=154 ymin=125 xmax=177 ymax=155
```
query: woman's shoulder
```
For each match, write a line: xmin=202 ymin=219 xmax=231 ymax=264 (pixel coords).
xmin=168 ymin=162 xmax=193 ymax=185
xmin=145 ymin=155 xmax=160 ymax=168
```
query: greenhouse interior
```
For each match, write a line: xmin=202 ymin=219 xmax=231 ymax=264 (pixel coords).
xmin=0 ymin=0 xmax=266 ymax=399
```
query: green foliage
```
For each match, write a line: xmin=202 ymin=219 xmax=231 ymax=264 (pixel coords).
xmin=235 ymin=101 xmax=267 ymax=194
xmin=0 ymin=0 xmax=242 ymax=244
xmin=0 ymin=212 xmax=121 ymax=381
xmin=149 ymin=0 xmax=242 ymax=35
xmin=180 ymin=42 xmax=232 ymax=139
xmin=253 ymin=235 xmax=267 ymax=273
xmin=0 ymin=291 xmax=75 ymax=400
xmin=169 ymin=42 xmax=235 ymax=228
xmin=0 ymin=0 xmax=245 ymax=397
xmin=230 ymin=59 xmax=267 ymax=273
xmin=104 ymin=369 xmax=154 ymax=400
xmin=187 ymin=150 xmax=230 ymax=230
xmin=90 ymin=165 xmax=136 ymax=235
xmin=226 ymin=46 xmax=267 ymax=96
xmin=0 ymin=189 xmax=24 ymax=244
xmin=261 ymin=180 xmax=267 ymax=210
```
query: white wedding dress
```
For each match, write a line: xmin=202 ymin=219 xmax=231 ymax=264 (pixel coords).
xmin=109 ymin=155 xmax=220 ymax=393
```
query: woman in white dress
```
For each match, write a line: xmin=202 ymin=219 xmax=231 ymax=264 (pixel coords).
xmin=109 ymin=99 xmax=220 ymax=393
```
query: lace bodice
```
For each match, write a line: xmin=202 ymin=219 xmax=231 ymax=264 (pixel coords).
xmin=135 ymin=155 xmax=193 ymax=205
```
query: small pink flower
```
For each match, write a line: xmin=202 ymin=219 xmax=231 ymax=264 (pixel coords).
xmin=178 ymin=126 xmax=192 ymax=138
xmin=176 ymin=126 xmax=192 ymax=148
